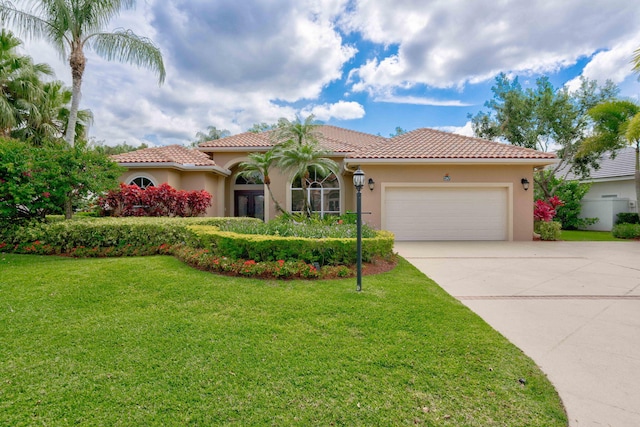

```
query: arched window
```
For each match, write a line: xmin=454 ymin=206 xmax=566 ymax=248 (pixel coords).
xmin=291 ymin=167 xmax=340 ymax=217
xmin=129 ymin=176 xmax=155 ymax=189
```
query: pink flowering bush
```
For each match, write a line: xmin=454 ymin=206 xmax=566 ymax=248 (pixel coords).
xmin=534 ymin=196 xmax=564 ymax=240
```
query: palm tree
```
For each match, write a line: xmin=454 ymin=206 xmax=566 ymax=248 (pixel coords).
xmin=15 ymin=80 xmax=93 ymax=145
xmin=0 ymin=0 xmax=166 ymax=147
xmin=238 ymin=150 xmax=286 ymax=215
xmin=191 ymin=126 xmax=231 ymax=146
xmin=273 ymin=114 xmax=321 ymax=146
xmin=0 ymin=29 xmax=53 ymax=137
xmin=276 ymin=142 xmax=338 ymax=217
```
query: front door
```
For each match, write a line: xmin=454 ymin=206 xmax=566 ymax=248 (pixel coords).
xmin=234 ymin=190 xmax=264 ymax=220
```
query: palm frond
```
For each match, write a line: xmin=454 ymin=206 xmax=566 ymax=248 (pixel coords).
xmin=90 ymin=30 xmax=166 ymax=83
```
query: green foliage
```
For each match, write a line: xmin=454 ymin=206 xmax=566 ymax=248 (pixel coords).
xmin=535 ymin=221 xmax=562 ymax=241
xmin=534 ymin=171 xmax=597 ymax=229
xmin=0 ymin=138 xmax=124 ymax=222
xmin=615 ymin=212 xmax=640 ymax=225
xmin=612 ymin=223 xmax=640 ymax=239
xmin=188 ymin=225 xmax=394 ymax=266
xmin=471 ymin=74 xmax=618 ymax=196
xmin=221 ymin=213 xmax=376 ymax=238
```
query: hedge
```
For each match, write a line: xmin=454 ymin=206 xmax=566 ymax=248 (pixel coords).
xmin=188 ymin=225 xmax=395 ymax=266
xmin=612 ymin=223 xmax=640 ymax=239
xmin=1 ymin=217 xmax=262 ymax=252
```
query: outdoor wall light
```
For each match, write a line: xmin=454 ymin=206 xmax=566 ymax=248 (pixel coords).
xmin=368 ymin=178 xmax=375 ymax=191
xmin=521 ymin=178 xmax=530 ymax=191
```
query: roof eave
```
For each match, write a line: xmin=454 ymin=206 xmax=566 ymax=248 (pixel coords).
xmin=117 ymin=162 xmax=231 ymax=176
xmin=344 ymin=158 xmax=559 ymax=166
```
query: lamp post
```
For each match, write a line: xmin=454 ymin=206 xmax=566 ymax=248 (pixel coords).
xmin=353 ymin=167 xmax=365 ymax=292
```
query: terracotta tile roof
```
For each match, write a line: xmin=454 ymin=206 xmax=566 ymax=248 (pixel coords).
xmin=111 ymin=144 xmax=218 ymax=166
xmin=348 ymin=128 xmax=557 ymax=160
xmin=197 ymin=131 xmax=272 ymax=148
xmin=196 ymin=125 xmax=385 ymax=153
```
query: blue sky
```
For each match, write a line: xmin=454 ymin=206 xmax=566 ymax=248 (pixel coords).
xmin=15 ymin=0 xmax=640 ymax=146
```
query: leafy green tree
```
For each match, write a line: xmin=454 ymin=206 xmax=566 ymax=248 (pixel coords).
xmin=390 ymin=126 xmax=406 ymax=137
xmin=0 ymin=137 xmax=122 ymax=222
xmin=238 ymin=150 xmax=285 ymax=214
xmin=581 ymin=100 xmax=640 ymax=207
xmin=247 ymin=122 xmax=277 ymax=133
xmin=470 ymin=74 xmax=618 ymax=197
xmin=0 ymin=0 xmax=166 ymax=147
xmin=191 ymin=126 xmax=230 ymax=146
xmin=534 ymin=171 xmax=597 ymax=230
xmin=90 ymin=139 xmax=149 ymax=155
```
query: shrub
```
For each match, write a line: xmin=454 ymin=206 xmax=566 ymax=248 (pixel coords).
xmin=98 ymin=183 xmax=212 ymax=217
xmin=535 ymin=221 xmax=562 ymax=241
xmin=188 ymin=225 xmax=394 ymax=266
xmin=534 ymin=172 xmax=597 ymax=229
xmin=615 ymin=213 xmax=640 ymax=225
xmin=612 ymin=223 xmax=640 ymax=239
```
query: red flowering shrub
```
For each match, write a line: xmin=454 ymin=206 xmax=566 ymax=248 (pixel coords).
xmin=534 ymin=196 xmax=564 ymax=222
xmin=98 ymin=183 xmax=212 ymax=217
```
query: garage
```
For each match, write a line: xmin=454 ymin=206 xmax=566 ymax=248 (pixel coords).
xmin=383 ymin=186 xmax=510 ymax=241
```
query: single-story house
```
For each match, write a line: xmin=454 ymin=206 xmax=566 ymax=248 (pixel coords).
xmin=562 ymin=147 xmax=638 ymax=231
xmin=111 ymin=125 xmax=557 ymax=241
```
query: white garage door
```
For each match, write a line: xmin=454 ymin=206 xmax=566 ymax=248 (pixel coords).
xmin=384 ymin=186 xmax=508 ymax=241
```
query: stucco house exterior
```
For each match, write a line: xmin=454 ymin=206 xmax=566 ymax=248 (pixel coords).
xmin=112 ymin=125 xmax=557 ymax=241
xmin=563 ymin=147 xmax=638 ymax=231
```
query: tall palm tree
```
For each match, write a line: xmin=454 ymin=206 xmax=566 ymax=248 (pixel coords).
xmin=276 ymin=142 xmax=338 ymax=217
xmin=0 ymin=0 xmax=166 ymax=147
xmin=238 ymin=150 xmax=286 ymax=214
xmin=0 ymin=29 xmax=52 ymax=137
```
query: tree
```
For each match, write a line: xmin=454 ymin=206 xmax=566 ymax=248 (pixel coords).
xmin=0 ymin=29 xmax=53 ymax=137
xmin=238 ymin=150 xmax=285 ymax=214
xmin=276 ymin=142 xmax=338 ymax=217
xmin=247 ymin=122 xmax=277 ymax=133
xmin=0 ymin=137 xmax=123 ymax=222
xmin=0 ymin=0 xmax=166 ymax=148
xmin=272 ymin=115 xmax=322 ymax=146
xmin=581 ymin=100 xmax=640 ymax=209
xmin=470 ymin=73 xmax=618 ymax=197
xmin=191 ymin=126 xmax=230 ymax=146
xmin=390 ymin=126 xmax=406 ymax=137
xmin=90 ymin=139 xmax=148 ymax=155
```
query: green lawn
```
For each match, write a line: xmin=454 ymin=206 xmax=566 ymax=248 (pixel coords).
xmin=560 ymin=230 xmax=622 ymax=241
xmin=0 ymin=254 xmax=567 ymax=426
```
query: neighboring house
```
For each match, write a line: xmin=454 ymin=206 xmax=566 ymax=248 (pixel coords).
xmin=562 ymin=147 xmax=638 ymax=231
xmin=112 ymin=125 xmax=556 ymax=241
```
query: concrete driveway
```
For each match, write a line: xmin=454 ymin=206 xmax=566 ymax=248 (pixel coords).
xmin=395 ymin=241 xmax=640 ymax=427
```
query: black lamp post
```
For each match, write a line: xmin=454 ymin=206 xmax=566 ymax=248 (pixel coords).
xmin=353 ymin=167 xmax=365 ymax=292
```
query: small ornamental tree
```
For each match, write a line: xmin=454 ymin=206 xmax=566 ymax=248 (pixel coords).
xmin=98 ymin=183 xmax=212 ymax=217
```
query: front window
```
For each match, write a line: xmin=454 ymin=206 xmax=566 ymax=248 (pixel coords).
xmin=291 ymin=167 xmax=340 ymax=217
xmin=129 ymin=176 xmax=154 ymax=189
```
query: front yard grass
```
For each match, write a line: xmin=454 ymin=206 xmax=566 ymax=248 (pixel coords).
xmin=560 ymin=230 xmax=622 ymax=241
xmin=0 ymin=254 xmax=567 ymax=426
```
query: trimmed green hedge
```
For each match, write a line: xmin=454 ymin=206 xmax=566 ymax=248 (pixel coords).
xmin=535 ymin=221 xmax=562 ymax=241
xmin=612 ymin=223 xmax=640 ymax=239
xmin=1 ymin=217 xmax=262 ymax=252
xmin=189 ymin=225 xmax=394 ymax=266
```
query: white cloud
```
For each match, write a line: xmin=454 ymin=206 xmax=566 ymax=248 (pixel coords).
xmin=374 ymin=94 xmax=471 ymax=107
xmin=343 ymin=0 xmax=640 ymax=93
xmin=565 ymin=35 xmax=640 ymax=92
xmin=302 ymin=101 xmax=366 ymax=121
xmin=437 ymin=121 xmax=475 ymax=138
